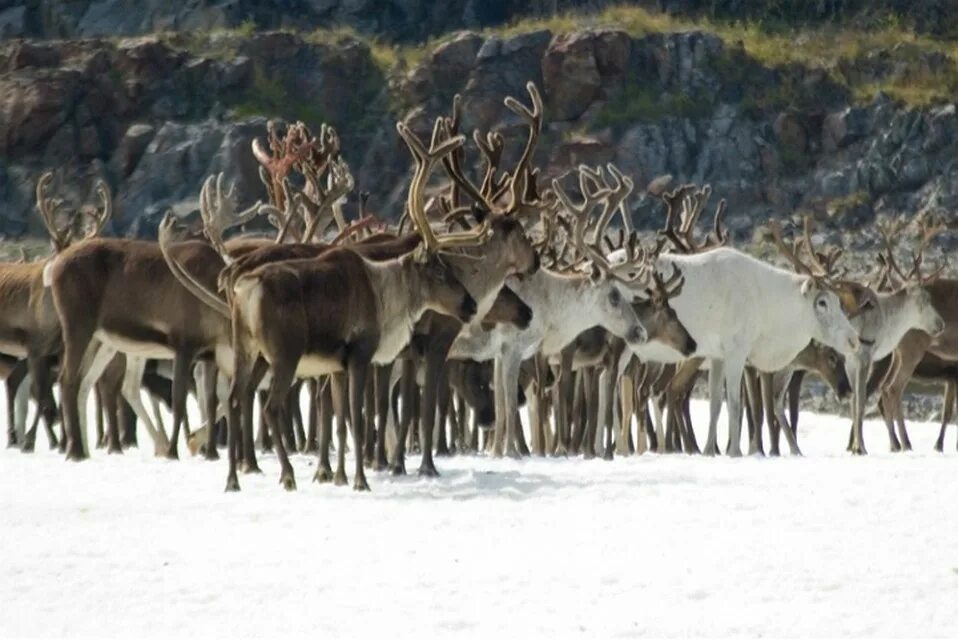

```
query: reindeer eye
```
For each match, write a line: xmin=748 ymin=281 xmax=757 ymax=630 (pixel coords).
xmin=609 ymin=288 xmax=621 ymax=306
xmin=817 ymin=298 xmax=828 ymax=310
xmin=861 ymin=300 xmax=874 ymax=311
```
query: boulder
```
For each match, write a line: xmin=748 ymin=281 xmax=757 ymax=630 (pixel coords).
xmin=542 ymin=31 xmax=601 ymax=121
xmin=822 ymin=107 xmax=868 ymax=151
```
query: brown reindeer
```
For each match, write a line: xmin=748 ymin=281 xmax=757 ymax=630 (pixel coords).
xmin=0 ymin=172 xmax=112 ymax=452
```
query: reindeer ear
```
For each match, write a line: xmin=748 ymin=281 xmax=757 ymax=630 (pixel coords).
xmin=801 ymin=277 xmax=816 ymax=297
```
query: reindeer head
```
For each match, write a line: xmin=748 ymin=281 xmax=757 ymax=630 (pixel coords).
xmin=448 ymin=360 xmax=495 ymax=428
xmin=402 ymin=83 xmax=552 ymax=280
xmin=875 ymin=216 xmax=946 ymax=337
xmin=794 ymin=341 xmax=851 ymax=399
xmin=409 ymin=251 xmax=478 ymax=324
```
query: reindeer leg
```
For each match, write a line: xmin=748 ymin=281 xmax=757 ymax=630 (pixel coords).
xmin=348 ymin=354 xmax=372 ymax=492
xmin=498 ymin=352 xmax=523 ymax=459
xmin=764 ymin=372 xmax=782 ymax=457
xmin=314 ymin=378 xmax=334 ymax=483
xmin=744 ymin=368 xmax=764 ymax=456
xmin=373 ymin=365 xmax=391 ymax=470
xmin=241 ymin=358 xmax=268 ymax=473
xmin=121 ymin=356 xmax=168 ymax=456
xmin=331 ymin=372 xmax=349 ymax=486
xmin=390 ymin=358 xmax=415 ymax=475
xmin=703 ymin=359 xmax=724 ymax=456
xmin=304 ymin=378 xmax=318 ymax=454
xmin=435 ymin=368 xmax=452 ymax=458
xmin=13 ymin=369 xmax=31 ymax=449
xmin=201 ymin=361 xmax=219 ymax=460
xmin=263 ymin=364 xmax=297 ymax=491
xmin=723 ymin=358 xmax=746 ymax=457
xmin=845 ymin=355 xmax=869 ymax=455
xmin=5 ymin=361 xmax=26 ymax=448
xmin=936 ymin=380 xmax=955 ymax=452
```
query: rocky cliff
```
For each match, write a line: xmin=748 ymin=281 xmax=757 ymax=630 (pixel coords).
xmin=2 ymin=8 xmax=958 ymax=244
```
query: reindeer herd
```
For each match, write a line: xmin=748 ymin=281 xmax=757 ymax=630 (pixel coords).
xmin=2 ymin=81 xmax=957 ymax=493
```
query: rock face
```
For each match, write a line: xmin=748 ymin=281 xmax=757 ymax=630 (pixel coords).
xmin=2 ymin=25 xmax=958 ymax=241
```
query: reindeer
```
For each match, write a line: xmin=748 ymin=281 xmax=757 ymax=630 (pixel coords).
xmin=449 ymin=164 xmax=658 ymax=458
xmin=0 ymin=172 xmax=112 ymax=452
xmin=648 ymin=186 xmax=863 ymax=456
xmin=772 ymin=216 xmax=945 ymax=454
xmin=862 ymin=220 xmax=958 ymax=452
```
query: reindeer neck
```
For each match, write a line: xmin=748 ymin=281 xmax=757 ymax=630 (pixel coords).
xmin=873 ymin=288 xmax=921 ymax=358
xmin=362 ymin=257 xmax=421 ymax=329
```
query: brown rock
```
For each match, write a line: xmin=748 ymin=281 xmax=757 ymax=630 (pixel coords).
xmin=592 ymin=29 xmax=631 ymax=77
xmin=773 ymin=111 xmax=807 ymax=154
xmin=542 ymin=32 xmax=601 ymax=122
xmin=0 ymin=73 xmax=75 ymax=155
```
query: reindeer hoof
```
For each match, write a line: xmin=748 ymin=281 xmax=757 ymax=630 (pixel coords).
xmin=165 ymin=447 xmax=179 ymax=461
xmin=390 ymin=462 xmax=406 ymax=476
xmin=280 ymin=474 xmax=297 ymax=491
xmin=333 ymin=470 xmax=348 ymax=486
xmin=240 ymin=461 xmax=262 ymax=474
xmin=702 ymin=444 xmax=719 ymax=457
xmin=373 ymin=458 xmax=389 ymax=472
xmin=107 ymin=444 xmax=123 ymax=455
xmin=65 ymin=448 xmax=87 ymax=462
xmin=313 ymin=466 xmax=334 ymax=483
xmin=353 ymin=477 xmax=370 ymax=492
xmin=417 ymin=464 xmax=440 ymax=478
xmin=225 ymin=476 xmax=241 ymax=492
xmin=21 ymin=440 xmax=36 ymax=454
xmin=203 ymin=447 xmax=220 ymax=461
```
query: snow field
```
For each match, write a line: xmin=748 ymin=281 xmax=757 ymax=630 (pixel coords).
xmin=1 ymin=399 xmax=957 ymax=638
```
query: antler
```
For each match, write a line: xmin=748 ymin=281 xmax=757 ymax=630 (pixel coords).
xmin=260 ymin=180 xmax=303 ymax=244
xmin=78 ymin=179 xmax=112 ymax=240
xmin=658 ymin=184 xmax=728 ymax=254
xmin=35 ymin=172 xmax=112 ymax=252
xmin=252 ymin=121 xmax=314 ymax=209
xmin=502 ymin=82 xmax=544 ymax=217
xmin=35 ymin=172 xmax=73 ymax=252
xmin=301 ymin=158 xmax=355 ymax=242
xmin=875 ymin=215 xmax=945 ymax=286
xmin=199 ymin=173 xmax=264 ymax=261
xmin=398 ymin=118 xmax=495 ymax=252
xmin=553 ymin=165 xmax=647 ymax=281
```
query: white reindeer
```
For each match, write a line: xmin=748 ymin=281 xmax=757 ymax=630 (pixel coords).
xmin=651 ymin=246 xmax=862 ymax=456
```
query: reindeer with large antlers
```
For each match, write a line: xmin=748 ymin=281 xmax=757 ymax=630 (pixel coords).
xmin=45 ymin=170 xmax=269 ymax=460
xmin=858 ymin=217 xmax=955 ymax=452
xmin=649 ymin=188 xmax=863 ymax=456
xmin=202 ymin=116 xmax=487 ymax=492
xmin=385 ymin=83 xmax=551 ymax=476
xmin=450 ymin=163 xmax=660 ymax=457
xmin=0 ymin=172 xmax=113 ymax=452
xmin=771 ymin=216 xmax=944 ymax=454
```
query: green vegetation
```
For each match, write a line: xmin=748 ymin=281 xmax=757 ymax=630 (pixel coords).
xmin=480 ymin=4 xmax=958 ymax=108
xmin=595 ymin=81 xmax=713 ymax=127
xmin=164 ymin=3 xmax=958 ymax=113
xmin=826 ymin=190 xmax=872 ymax=218
xmin=231 ymin=63 xmax=327 ymax=126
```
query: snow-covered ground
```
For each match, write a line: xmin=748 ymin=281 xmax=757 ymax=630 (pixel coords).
xmin=2 ymin=400 xmax=957 ymax=639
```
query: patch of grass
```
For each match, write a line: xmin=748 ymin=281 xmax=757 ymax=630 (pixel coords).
xmin=231 ymin=62 xmax=327 ymax=126
xmin=595 ymin=80 xmax=713 ymax=128
xmin=236 ymin=18 xmax=256 ymax=38
xmin=480 ymin=4 xmax=958 ymax=109
xmin=826 ymin=190 xmax=871 ymax=218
